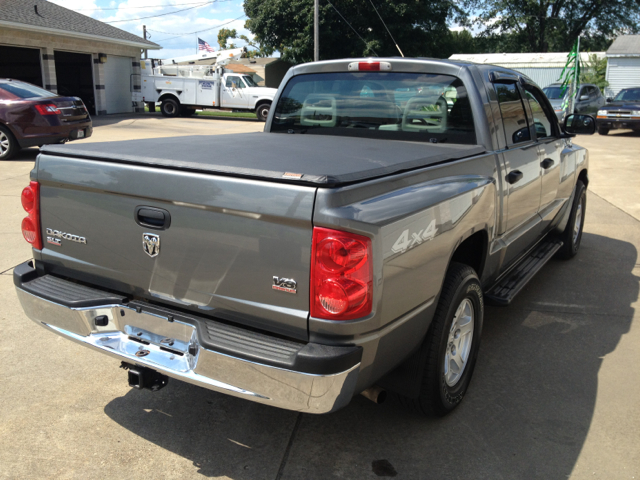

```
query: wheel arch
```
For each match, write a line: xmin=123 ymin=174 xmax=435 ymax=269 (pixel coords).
xmin=448 ymin=230 xmax=489 ymax=279
xmin=578 ymin=168 xmax=588 ymax=188
xmin=158 ymin=93 xmax=180 ymax=105
xmin=254 ymin=97 xmax=273 ymax=106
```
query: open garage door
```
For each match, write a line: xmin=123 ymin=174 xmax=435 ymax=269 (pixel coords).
xmin=104 ymin=55 xmax=134 ymax=114
xmin=0 ymin=46 xmax=42 ymax=86
xmin=55 ymin=51 xmax=96 ymax=115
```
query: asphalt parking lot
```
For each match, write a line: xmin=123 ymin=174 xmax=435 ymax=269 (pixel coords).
xmin=1 ymin=115 xmax=639 ymax=479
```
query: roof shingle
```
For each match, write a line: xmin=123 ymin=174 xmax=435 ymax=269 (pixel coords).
xmin=0 ymin=0 xmax=159 ymax=48
xmin=607 ymin=35 xmax=640 ymax=55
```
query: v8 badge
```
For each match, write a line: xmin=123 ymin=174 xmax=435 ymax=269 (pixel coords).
xmin=272 ymin=276 xmax=297 ymax=294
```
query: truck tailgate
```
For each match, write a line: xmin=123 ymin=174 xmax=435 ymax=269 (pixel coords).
xmin=35 ymin=153 xmax=315 ymax=340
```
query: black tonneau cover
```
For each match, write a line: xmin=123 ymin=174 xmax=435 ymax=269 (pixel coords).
xmin=41 ymin=133 xmax=486 ymax=187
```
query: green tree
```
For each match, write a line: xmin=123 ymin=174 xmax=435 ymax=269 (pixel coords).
xmin=581 ymin=54 xmax=609 ymax=92
xmin=238 ymin=34 xmax=275 ymax=58
xmin=463 ymin=0 xmax=640 ymax=53
xmin=244 ymin=0 xmax=463 ymax=63
xmin=218 ymin=28 xmax=238 ymax=49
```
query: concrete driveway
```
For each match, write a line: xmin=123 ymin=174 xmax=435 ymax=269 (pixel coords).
xmin=0 ymin=117 xmax=638 ymax=479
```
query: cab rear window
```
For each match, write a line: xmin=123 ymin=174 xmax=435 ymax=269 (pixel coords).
xmin=272 ymin=72 xmax=476 ymax=145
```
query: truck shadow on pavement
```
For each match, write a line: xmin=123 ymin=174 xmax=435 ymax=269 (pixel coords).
xmin=11 ymin=147 xmax=39 ymax=162
xmin=104 ymin=232 xmax=638 ymax=479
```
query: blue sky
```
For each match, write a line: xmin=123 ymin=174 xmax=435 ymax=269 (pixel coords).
xmin=50 ymin=0 xmax=253 ymax=59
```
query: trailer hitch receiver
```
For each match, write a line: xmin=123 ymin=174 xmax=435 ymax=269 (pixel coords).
xmin=121 ymin=362 xmax=169 ymax=392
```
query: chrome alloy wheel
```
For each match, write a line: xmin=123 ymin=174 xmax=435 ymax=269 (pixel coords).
xmin=0 ymin=131 xmax=10 ymax=158
xmin=444 ymin=298 xmax=475 ymax=387
xmin=573 ymin=199 xmax=583 ymax=245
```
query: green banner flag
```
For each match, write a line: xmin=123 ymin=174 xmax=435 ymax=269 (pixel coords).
xmin=558 ymin=38 xmax=581 ymax=115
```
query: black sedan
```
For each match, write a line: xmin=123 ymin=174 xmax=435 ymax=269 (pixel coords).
xmin=0 ymin=79 xmax=92 ymax=160
xmin=596 ymin=87 xmax=640 ymax=135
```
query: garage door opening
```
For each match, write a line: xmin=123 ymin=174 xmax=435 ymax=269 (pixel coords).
xmin=0 ymin=46 xmax=42 ymax=86
xmin=55 ymin=51 xmax=95 ymax=114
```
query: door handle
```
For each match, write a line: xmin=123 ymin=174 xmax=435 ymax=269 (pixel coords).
xmin=135 ymin=206 xmax=171 ymax=230
xmin=506 ymin=170 xmax=523 ymax=185
xmin=541 ymin=158 xmax=554 ymax=169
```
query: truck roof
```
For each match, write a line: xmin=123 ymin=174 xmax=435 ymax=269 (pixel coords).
xmin=40 ymin=133 xmax=485 ymax=187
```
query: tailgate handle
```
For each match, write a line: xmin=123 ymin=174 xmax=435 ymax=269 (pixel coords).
xmin=135 ymin=206 xmax=171 ymax=230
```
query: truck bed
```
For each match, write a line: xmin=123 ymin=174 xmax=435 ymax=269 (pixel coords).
xmin=41 ymin=133 xmax=486 ymax=187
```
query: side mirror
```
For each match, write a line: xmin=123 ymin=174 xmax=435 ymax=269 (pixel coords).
xmin=564 ymin=114 xmax=596 ymax=135
xmin=512 ymin=126 xmax=531 ymax=144
xmin=579 ymin=94 xmax=589 ymax=101
xmin=606 ymin=97 xmax=612 ymax=103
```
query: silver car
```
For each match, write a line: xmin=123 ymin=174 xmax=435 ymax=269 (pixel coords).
xmin=543 ymin=83 xmax=606 ymax=120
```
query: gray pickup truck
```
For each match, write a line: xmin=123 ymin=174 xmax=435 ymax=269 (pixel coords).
xmin=14 ymin=58 xmax=596 ymax=416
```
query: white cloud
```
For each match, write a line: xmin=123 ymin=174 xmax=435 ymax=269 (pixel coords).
xmin=51 ymin=0 xmax=256 ymax=59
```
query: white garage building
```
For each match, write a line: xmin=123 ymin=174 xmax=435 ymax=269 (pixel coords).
xmin=449 ymin=52 xmax=605 ymax=89
xmin=0 ymin=0 xmax=160 ymax=115
xmin=605 ymin=35 xmax=640 ymax=98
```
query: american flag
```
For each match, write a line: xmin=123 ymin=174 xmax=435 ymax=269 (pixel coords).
xmin=198 ymin=38 xmax=215 ymax=53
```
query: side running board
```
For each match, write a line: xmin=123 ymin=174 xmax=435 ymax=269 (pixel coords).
xmin=485 ymin=239 xmax=563 ymax=306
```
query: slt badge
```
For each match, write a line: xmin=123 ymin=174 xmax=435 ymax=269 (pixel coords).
xmin=143 ymin=233 xmax=160 ymax=257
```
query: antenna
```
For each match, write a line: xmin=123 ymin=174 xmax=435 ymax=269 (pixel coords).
xmin=368 ymin=0 xmax=404 ymax=57
xmin=326 ymin=0 xmax=378 ymax=56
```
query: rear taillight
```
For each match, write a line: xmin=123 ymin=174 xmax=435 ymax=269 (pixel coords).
xmin=34 ymin=104 xmax=61 ymax=115
xmin=311 ymin=227 xmax=372 ymax=320
xmin=21 ymin=181 xmax=42 ymax=250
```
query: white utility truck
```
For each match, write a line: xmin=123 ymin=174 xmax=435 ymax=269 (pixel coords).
xmin=136 ymin=48 xmax=277 ymax=121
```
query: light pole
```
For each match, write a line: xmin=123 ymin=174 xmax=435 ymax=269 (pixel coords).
xmin=314 ymin=0 xmax=319 ymax=61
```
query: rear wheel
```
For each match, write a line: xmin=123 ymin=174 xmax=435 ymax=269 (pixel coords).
xmin=0 ymin=125 xmax=18 ymax=160
xmin=398 ymin=262 xmax=483 ymax=416
xmin=557 ymin=180 xmax=586 ymax=259
xmin=598 ymin=127 xmax=609 ymax=135
xmin=180 ymin=107 xmax=196 ymax=117
xmin=160 ymin=98 xmax=180 ymax=117
xmin=256 ymin=102 xmax=271 ymax=122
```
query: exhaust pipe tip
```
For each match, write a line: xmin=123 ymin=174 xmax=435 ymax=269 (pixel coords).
xmin=360 ymin=385 xmax=387 ymax=405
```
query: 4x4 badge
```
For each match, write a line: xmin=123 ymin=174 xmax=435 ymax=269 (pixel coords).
xmin=143 ymin=233 xmax=160 ymax=257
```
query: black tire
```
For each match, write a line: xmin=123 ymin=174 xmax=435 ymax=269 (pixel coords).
xmin=0 ymin=124 xmax=18 ymax=160
xmin=598 ymin=127 xmax=609 ymax=135
xmin=180 ymin=107 xmax=196 ymax=117
xmin=160 ymin=98 xmax=180 ymax=117
xmin=557 ymin=180 xmax=586 ymax=259
xmin=256 ymin=102 xmax=271 ymax=122
xmin=398 ymin=262 xmax=484 ymax=416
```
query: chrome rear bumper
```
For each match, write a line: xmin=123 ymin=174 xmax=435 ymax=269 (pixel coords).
xmin=15 ymin=286 xmax=360 ymax=414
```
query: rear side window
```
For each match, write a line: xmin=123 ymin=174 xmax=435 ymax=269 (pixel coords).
xmin=494 ymin=83 xmax=530 ymax=146
xmin=0 ymin=82 xmax=55 ymax=99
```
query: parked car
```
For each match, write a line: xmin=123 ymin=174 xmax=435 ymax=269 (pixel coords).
xmin=595 ymin=87 xmax=640 ymax=135
xmin=543 ymin=82 xmax=605 ymax=121
xmin=0 ymin=79 xmax=92 ymax=160
xmin=15 ymin=58 xmax=595 ymax=415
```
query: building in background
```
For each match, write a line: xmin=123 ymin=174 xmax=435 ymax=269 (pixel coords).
xmin=605 ymin=35 xmax=640 ymax=98
xmin=449 ymin=52 xmax=605 ymax=89
xmin=225 ymin=58 xmax=292 ymax=89
xmin=0 ymin=0 xmax=160 ymax=115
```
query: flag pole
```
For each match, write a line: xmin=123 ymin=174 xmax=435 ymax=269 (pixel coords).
xmin=573 ymin=36 xmax=580 ymax=114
